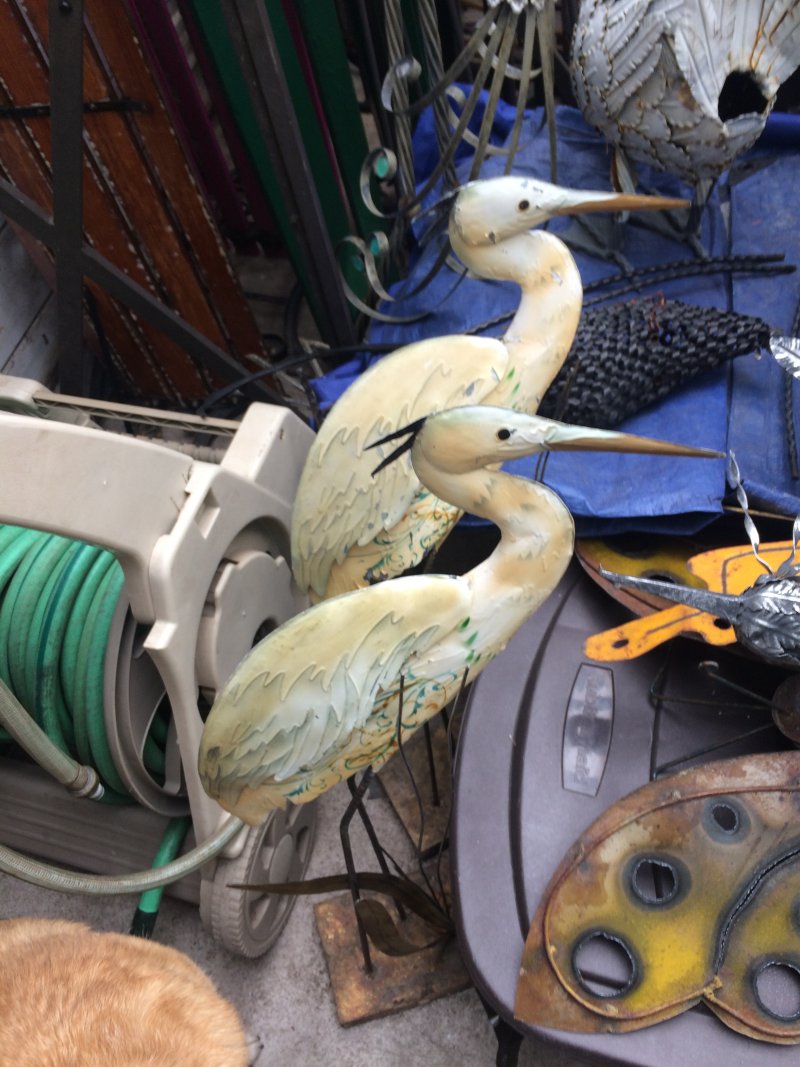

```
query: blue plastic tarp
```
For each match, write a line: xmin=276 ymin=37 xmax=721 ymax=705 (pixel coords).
xmin=313 ymin=104 xmax=800 ymax=536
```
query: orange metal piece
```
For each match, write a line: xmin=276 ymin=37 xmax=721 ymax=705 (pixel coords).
xmin=583 ymin=541 xmax=795 ymax=661
xmin=576 ymin=536 xmax=707 ymax=614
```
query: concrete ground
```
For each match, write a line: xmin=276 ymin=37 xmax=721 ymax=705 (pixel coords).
xmin=0 ymin=775 xmax=588 ymax=1067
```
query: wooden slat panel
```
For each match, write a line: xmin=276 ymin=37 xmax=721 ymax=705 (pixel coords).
xmin=0 ymin=47 xmax=171 ymax=397
xmin=0 ymin=1 xmax=269 ymax=402
xmin=0 ymin=2 xmax=201 ymax=399
xmin=83 ymin=0 xmax=265 ymax=358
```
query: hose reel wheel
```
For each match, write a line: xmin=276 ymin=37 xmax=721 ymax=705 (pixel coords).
xmin=199 ymin=801 xmax=316 ymax=957
xmin=103 ymin=541 xmax=301 ymax=815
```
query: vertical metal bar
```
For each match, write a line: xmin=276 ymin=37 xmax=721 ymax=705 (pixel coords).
xmin=291 ymin=0 xmax=374 ymax=238
xmin=418 ymin=0 xmax=455 ymax=187
xmin=435 ymin=0 xmax=463 ymax=69
xmin=49 ymin=0 xmax=90 ymax=394
xmin=347 ymin=0 xmax=394 ymax=151
xmin=422 ymin=720 xmax=441 ymax=808
xmin=384 ymin=0 xmax=415 ymax=201
xmin=219 ymin=0 xmax=356 ymax=346
xmin=341 ymin=773 xmax=374 ymax=974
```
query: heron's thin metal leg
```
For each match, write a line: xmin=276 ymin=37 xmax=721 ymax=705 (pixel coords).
xmin=422 ymin=720 xmax=441 ymax=808
xmin=479 ymin=993 xmax=524 ymax=1067
xmin=340 ymin=772 xmax=374 ymax=973
xmin=348 ymin=769 xmax=407 ymax=922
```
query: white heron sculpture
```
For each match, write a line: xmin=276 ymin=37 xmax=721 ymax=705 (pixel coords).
xmin=291 ymin=175 xmax=686 ymax=602
xmin=199 ymin=405 xmax=717 ymax=825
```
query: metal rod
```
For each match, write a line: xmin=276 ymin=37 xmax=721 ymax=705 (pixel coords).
xmin=653 ymin=723 xmax=775 ymax=778
xmin=49 ymin=0 xmax=89 ymax=394
xmin=341 ymin=772 xmax=374 ymax=974
xmin=422 ymin=720 xmax=441 ymax=808
xmin=218 ymin=0 xmax=356 ymax=347
xmin=0 ymin=98 xmax=146 ymax=119
xmin=350 ymin=0 xmax=394 ymax=150
xmin=350 ymin=767 xmax=406 ymax=922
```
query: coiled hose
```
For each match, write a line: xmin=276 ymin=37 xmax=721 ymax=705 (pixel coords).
xmin=0 ymin=523 xmax=243 ymax=899
xmin=0 ymin=815 xmax=243 ymax=895
xmin=0 ymin=524 xmax=168 ymax=800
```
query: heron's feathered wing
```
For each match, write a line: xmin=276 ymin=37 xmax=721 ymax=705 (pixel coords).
xmin=573 ymin=0 xmax=800 ymax=183
xmin=573 ymin=0 xmax=684 ymax=130
xmin=291 ymin=335 xmax=508 ymax=598
xmin=198 ymin=574 xmax=471 ymax=822
xmin=674 ymin=0 xmax=800 ymax=115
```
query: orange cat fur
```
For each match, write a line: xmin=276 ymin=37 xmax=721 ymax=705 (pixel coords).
xmin=0 ymin=918 xmax=250 ymax=1067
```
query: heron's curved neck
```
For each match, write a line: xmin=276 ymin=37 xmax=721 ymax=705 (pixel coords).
xmin=450 ymin=228 xmax=584 ymax=410
xmin=413 ymin=455 xmax=575 ymax=639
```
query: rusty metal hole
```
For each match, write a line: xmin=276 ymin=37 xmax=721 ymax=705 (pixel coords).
xmin=572 ymin=931 xmax=637 ymax=998
xmin=712 ymin=802 xmax=739 ymax=832
xmin=704 ymin=797 xmax=750 ymax=842
xmin=718 ymin=70 xmax=769 ymax=123
xmin=752 ymin=960 xmax=800 ymax=1021
xmin=629 ymin=857 xmax=680 ymax=906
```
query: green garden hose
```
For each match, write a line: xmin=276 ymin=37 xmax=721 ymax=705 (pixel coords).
xmin=0 ymin=523 xmax=230 ymax=902
xmin=0 ymin=677 xmax=101 ymax=798
xmin=0 ymin=676 xmax=242 ymax=900
xmin=35 ymin=542 xmax=104 ymax=753
xmin=131 ymin=815 xmax=192 ymax=937
xmin=0 ymin=524 xmax=168 ymax=801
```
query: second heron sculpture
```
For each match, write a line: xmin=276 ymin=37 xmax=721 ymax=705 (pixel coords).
xmin=200 ymin=406 xmax=718 ymax=824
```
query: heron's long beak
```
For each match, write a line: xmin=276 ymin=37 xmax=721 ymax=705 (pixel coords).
xmin=450 ymin=177 xmax=688 ymax=246
xmin=539 ymin=422 xmax=723 ymax=459
xmin=552 ymin=189 xmax=689 ymax=217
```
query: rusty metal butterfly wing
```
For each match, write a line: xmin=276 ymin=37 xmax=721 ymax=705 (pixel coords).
xmin=515 ymin=752 xmax=800 ymax=1044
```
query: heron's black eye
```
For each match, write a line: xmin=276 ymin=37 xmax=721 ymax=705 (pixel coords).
xmin=518 ymin=199 xmax=530 ymax=211
xmin=497 ymin=428 xmax=512 ymax=440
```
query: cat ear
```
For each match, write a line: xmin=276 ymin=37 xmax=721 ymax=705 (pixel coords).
xmin=515 ymin=751 xmax=800 ymax=1044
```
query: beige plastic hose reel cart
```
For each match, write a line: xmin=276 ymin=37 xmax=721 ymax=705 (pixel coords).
xmin=0 ymin=373 xmax=316 ymax=956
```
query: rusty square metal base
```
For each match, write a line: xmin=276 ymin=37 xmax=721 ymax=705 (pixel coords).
xmin=314 ymin=889 xmax=471 ymax=1026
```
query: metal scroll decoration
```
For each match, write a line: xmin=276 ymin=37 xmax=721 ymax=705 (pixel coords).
xmin=516 ymin=750 xmax=800 ymax=1044
xmin=344 ymin=0 xmax=559 ymax=321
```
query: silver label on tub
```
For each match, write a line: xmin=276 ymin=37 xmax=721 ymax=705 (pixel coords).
xmin=562 ymin=664 xmax=614 ymax=796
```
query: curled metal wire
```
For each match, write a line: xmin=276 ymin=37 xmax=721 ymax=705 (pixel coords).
xmin=346 ymin=1 xmax=558 ymax=322
xmin=726 ymin=452 xmax=773 ymax=576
